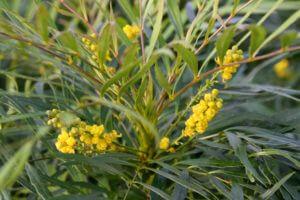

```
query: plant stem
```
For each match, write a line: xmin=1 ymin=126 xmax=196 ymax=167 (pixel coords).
xmin=0 ymin=32 xmax=103 ymax=86
xmin=139 ymin=0 xmax=145 ymax=64
xmin=58 ymin=0 xmax=97 ymax=34
xmin=159 ymin=45 xmax=300 ymax=113
xmin=195 ymin=0 xmax=255 ymax=54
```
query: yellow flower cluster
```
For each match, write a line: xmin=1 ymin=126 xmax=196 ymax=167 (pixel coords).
xmin=82 ymin=33 xmax=111 ymax=63
xmin=274 ymin=59 xmax=290 ymax=79
xmin=215 ymin=46 xmax=244 ymax=81
xmin=183 ymin=89 xmax=223 ymax=137
xmin=123 ymin=25 xmax=140 ymax=40
xmin=159 ymin=137 xmax=176 ymax=153
xmin=47 ymin=109 xmax=121 ymax=154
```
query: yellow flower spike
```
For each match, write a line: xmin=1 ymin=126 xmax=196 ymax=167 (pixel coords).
xmin=184 ymin=90 xmax=223 ymax=137
xmin=159 ymin=137 xmax=170 ymax=150
xmin=216 ymin=46 xmax=244 ymax=82
xmin=274 ymin=59 xmax=290 ymax=79
xmin=47 ymin=108 xmax=122 ymax=155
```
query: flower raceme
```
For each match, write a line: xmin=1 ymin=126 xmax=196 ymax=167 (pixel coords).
xmin=47 ymin=109 xmax=121 ymax=154
xmin=123 ymin=25 xmax=140 ymax=40
xmin=274 ymin=59 xmax=291 ymax=79
xmin=183 ymin=89 xmax=223 ymax=137
xmin=215 ymin=46 xmax=244 ymax=81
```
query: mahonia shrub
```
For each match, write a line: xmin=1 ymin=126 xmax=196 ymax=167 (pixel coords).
xmin=0 ymin=0 xmax=300 ymax=199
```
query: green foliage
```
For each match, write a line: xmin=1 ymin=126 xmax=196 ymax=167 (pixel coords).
xmin=173 ymin=44 xmax=198 ymax=77
xmin=216 ymin=26 xmax=235 ymax=63
xmin=280 ymin=31 xmax=298 ymax=49
xmin=36 ymin=4 xmax=49 ymax=42
xmin=249 ymin=25 xmax=266 ymax=57
xmin=0 ymin=0 xmax=300 ymax=199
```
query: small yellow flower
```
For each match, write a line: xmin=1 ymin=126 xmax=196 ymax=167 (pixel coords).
xmin=274 ymin=59 xmax=290 ymax=79
xmin=123 ymin=25 xmax=140 ymax=40
xmin=159 ymin=137 xmax=170 ymax=150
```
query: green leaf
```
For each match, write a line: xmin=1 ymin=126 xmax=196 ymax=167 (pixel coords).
xmin=155 ymin=63 xmax=171 ymax=95
xmin=210 ymin=176 xmax=232 ymax=199
xmin=204 ymin=0 xmax=219 ymax=41
xmin=171 ymin=170 xmax=188 ymax=200
xmin=147 ymin=0 xmax=164 ymax=60
xmin=101 ymin=59 xmax=141 ymax=96
xmin=260 ymin=172 xmax=295 ymax=199
xmin=148 ymin=168 xmax=213 ymax=199
xmin=226 ymin=133 xmax=266 ymax=184
xmin=98 ymin=23 xmax=112 ymax=67
xmin=249 ymin=25 xmax=266 ymax=57
xmin=280 ymin=31 xmax=298 ymax=49
xmin=231 ymin=184 xmax=244 ymax=200
xmin=0 ymin=141 xmax=34 ymax=189
xmin=118 ymin=55 xmax=158 ymax=99
xmin=166 ymin=0 xmax=183 ymax=38
xmin=58 ymin=32 xmax=78 ymax=52
xmin=36 ymin=4 xmax=49 ymax=42
xmin=254 ymin=9 xmax=300 ymax=56
xmin=122 ymin=43 xmax=140 ymax=67
xmin=216 ymin=26 xmax=235 ymax=64
xmin=173 ymin=44 xmax=198 ymax=77
xmin=205 ymin=17 xmax=216 ymax=42
xmin=135 ymin=182 xmax=172 ymax=200
xmin=26 ymin=164 xmax=52 ymax=200
xmin=118 ymin=0 xmax=138 ymax=24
